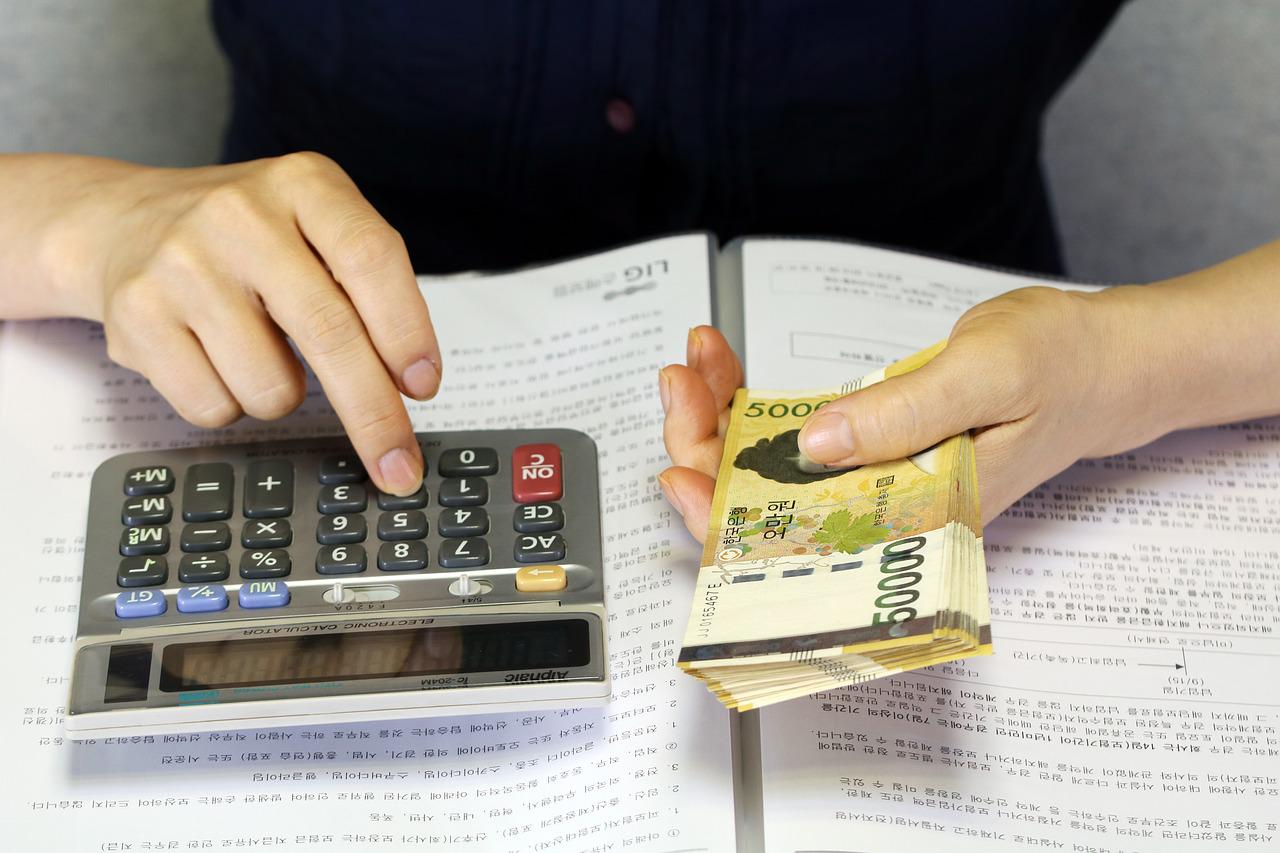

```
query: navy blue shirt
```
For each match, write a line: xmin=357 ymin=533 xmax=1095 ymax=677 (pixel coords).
xmin=213 ymin=1 xmax=1122 ymax=275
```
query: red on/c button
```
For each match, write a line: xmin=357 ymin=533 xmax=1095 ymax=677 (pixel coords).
xmin=512 ymin=443 xmax=562 ymax=503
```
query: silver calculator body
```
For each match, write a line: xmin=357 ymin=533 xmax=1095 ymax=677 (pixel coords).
xmin=67 ymin=429 xmax=608 ymax=739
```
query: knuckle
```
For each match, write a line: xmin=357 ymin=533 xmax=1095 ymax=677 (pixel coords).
xmin=335 ymin=221 xmax=405 ymax=275
xmin=108 ymin=276 xmax=167 ymax=327
xmin=346 ymin=401 xmax=406 ymax=444
xmin=181 ymin=394 xmax=242 ymax=429
xmin=298 ymin=297 xmax=364 ymax=359
xmin=274 ymin=150 xmax=338 ymax=179
xmin=240 ymin=372 xmax=306 ymax=421
xmin=194 ymin=182 xmax=266 ymax=227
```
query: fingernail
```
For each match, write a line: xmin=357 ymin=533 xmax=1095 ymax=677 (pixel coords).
xmin=658 ymin=368 xmax=672 ymax=412
xmin=799 ymin=412 xmax=855 ymax=462
xmin=402 ymin=357 xmax=441 ymax=399
xmin=687 ymin=327 xmax=703 ymax=370
xmin=378 ymin=447 xmax=421 ymax=495
xmin=658 ymin=473 xmax=685 ymax=515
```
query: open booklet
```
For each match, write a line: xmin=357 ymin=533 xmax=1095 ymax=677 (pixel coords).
xmin=1 ymin=233 xmax=1276 ymax=852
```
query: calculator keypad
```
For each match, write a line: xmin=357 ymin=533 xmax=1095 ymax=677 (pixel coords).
xmin=102 ymin=433 xmax=591 ymax=621
xmin=316 ymin=544 xmax=367 ymax=575
xmin=240 ymin=549 xmax=291 ymax=579
xmin=377 ymin=510 xmax=428 ymax=540
xmin=377 ymin=484 xmax=428 ymax=510
xmin=515 ymin=533 xmax=566 ymax=563
xmin=319 ymin=483 xmax=367 ymax=514
xmin=117 ymin=556 xmax=167 ymax=587
xmin=182 ymin=463 xmax=234 ymax=521
xmin=177 ymin=584 xmax=228 ymax=613
xmin=242 ymin=519 xmax=292 ymax=549
xmin=378 ymin=540 xmax=428 ymax=572
xmin=243 ymin=460 xmax=294 ymax=518
xmin=439 ymin=537 xmax=490 ymax=569
xmin=179 ymin=553 xmax=229 ymax=583
xmin=121 ymin=495 xmax=172 ymax=526
xmin=439 ymin=507 xmax=489 ymax=537
xmin=120 ymin=526 xmax=169 ymax=556
xmin=317 ymin=514 xmax=366 ymax=544
xmin=124 ymin=466 xmax=174 ymax=496
xmin=439 ymin=477 xmax=487 ymax=507
xmin=180 ymin=522 xmax=232 ymax=552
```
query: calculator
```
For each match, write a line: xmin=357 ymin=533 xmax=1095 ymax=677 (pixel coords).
xmin=66 ymin=429 xmax=608 ymax=739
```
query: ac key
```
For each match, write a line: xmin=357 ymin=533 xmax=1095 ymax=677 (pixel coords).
xmin=242 ymin=519 xmax=292 ymax=549
xmin=514 ymin=533 xmax=566 ymax=563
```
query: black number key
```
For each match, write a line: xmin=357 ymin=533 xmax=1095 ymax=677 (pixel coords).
xmin=513 ymin=502 xmax=564 ymax=533
xmin=239 ymin=549 xmax=291 ymax=579
xmin=377 ymin=510 xmax=428 ymax=540
xmin=438 ymin=447 xmax=498 ymax=476
xmin=121 ymin=495 xmax=172 ymax=526
xmin=319 ymin=454 xmax=365 ymax=484
xmin=180 ymin=522 xmax=232 ymax=552
xmin=316 ymin=544 xmax=367 ymax=575
xmin=242 ymin=518 xmax=292 ymax=548
xmin=439 ymin=538 xmax=489 ymax=569
xmin=117 ymin=556 xmax=168 ymax=588
xmin=514 ymin=533 xmax=566 ymax=563
xmin=124 ymin=465 xmax=174 ymax=496
xmin=377 ymin=484 xmax=428 ymax=510
xmin=318 ymin=483 xmax=367 ymax=514
xmin=183 ymin=463 xmax=234 ymax=521
xmin=317 ymin=514 xmax=366 ymax=544
xmin=180 ymin=553 xmax=230 ymax=583
xmin=244 ymin=460 xmax=294 ymax=518
xmin=438 ymin=507 xmax=489 ymax=538
xmin=438 ymin=477 xmax=487 ymax=507
xmin=377 ymin=540 xmax=428 ymax=572
xmin=120 ymin=525 xmax=169 ymax=556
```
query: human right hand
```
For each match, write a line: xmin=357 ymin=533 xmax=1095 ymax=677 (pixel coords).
xmin=659 ymin=283 xmax=1206 ymax=541
xmin=36 ymin=152 xmax=440 ymax=495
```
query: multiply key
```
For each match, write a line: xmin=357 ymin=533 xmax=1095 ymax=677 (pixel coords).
xmin=244 ymin=460 xmax=294 ymax=518
xmin=242 ymin=518 xmax=292 ymax=548
xmin=182 ymin=463 xmax=233 ymax=521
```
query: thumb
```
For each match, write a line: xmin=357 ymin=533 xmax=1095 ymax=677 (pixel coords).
xmin=797 ymin=338 xmax=1029 ymax=467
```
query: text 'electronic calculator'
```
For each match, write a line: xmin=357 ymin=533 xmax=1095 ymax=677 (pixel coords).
xmin=67 ymin=429 xmax=608 ymax=739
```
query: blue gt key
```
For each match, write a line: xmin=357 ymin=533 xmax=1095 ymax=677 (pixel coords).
xmin=115 ymin=588 xmax=167 ymax=619
xmin=177 ymin=584 xmax=228 ymax=613
xmin=238 ymin=580 xmax=290 ymax=609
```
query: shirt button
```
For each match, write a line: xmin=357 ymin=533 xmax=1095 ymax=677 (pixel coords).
xmin=605 ymin=98 xmax=636 ymax=134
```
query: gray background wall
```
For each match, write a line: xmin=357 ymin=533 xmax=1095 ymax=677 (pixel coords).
xmin=1 ymin=0 xmax=1276 ymax=284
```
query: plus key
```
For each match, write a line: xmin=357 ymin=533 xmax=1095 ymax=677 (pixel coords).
xmin=244 ymin=460 xmax=294 ymax=518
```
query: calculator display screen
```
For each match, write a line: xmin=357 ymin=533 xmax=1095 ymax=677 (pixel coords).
xmin=158 ymin=619 xmax=590 ymax=691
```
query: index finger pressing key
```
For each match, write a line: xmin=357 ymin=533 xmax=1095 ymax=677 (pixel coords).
xmin=267 ymin=254 xmax=425 ymax=496
xmin=287 ymin=155 xmax=443 ymax=400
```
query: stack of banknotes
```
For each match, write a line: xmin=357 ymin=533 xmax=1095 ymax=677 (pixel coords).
xmin=678 ymin=343 xmax=992 ymax=711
